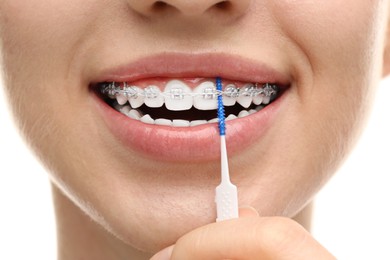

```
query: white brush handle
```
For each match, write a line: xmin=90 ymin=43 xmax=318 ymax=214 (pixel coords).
xmin=215 ymin=136 xmax=239 ymax=221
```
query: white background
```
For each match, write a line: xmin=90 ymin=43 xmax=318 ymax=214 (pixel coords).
xmin=0 ymin=79 xmax=389 ymax=259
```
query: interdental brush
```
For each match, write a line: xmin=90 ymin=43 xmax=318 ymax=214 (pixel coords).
xmin=215 ymin=76 xmax=239 ymax=222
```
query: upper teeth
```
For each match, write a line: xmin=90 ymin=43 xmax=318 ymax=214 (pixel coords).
xmin=101 ymin=80 xmax=278 ymax=111
xmin=164 ymin=80 xmax=193 ymax=111
xmin=193 ymin=81 xmax=219 ymax=110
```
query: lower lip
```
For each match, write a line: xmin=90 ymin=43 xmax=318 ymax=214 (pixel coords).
xmin=93 ymin=92 xmax=284 ymax=162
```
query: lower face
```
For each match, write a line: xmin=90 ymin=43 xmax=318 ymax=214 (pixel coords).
xmin=0 ymin=0 xmax=387 ymax=253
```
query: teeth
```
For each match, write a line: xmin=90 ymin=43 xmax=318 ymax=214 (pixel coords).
xmin=190 ymin=120 xmax=208 ymax=126
xmin=128 ymin=86 xmax=144 ymax=109
xmin=262 ymin=96 xmax=271 ymax=105
xmin=114 ymin=103 xmax=264 ymax=126
xmin=208 ymin=118 xmax=219 ymax=123
xmin=155 ymin=118 xmax=172 ymax=126
xmin=238 ymin=110 xmax=250 ymax=118
xmin=140 ymin=114 xmax=154 ymax=124
xmin=123 ymin=85 xmax=139 ymax=98
xmin=256 ymin=106 xmax=264 ymax=112
xmin=119 ymin=105 xmax=131 ymax=114
xmin=237 ymin=84 xmax=254 ymax=108
xmin=249 ymin=109 xmax=257 ymax=115
xmin=104 ymin=81 xmax=279 ymax=110
xmin=164 ymin=80 xmax=193 ymax=111
xmin=116 ymin=94 xmax=128 ymax=105
xmin=128 ymin=109 xmax=142 ymax=120
xmin=226 ymin=114 xmax=237 ymax=121
xmin=253 ymin=93 xmax=263 ymax=105
xmin=144 ymin=86 xmax=164 ymax=108
xmin=103 ymin=81 xmax=280 ymax=127
xmin=223 ymin=84 xmax=238 ymax=106
xmin=172 ymin=119 xmax=190 ymax=127
xmin=114 ymin=103 xmax=123 ymax=111
xmin=193 ymin=81 xmax=218 ymax=110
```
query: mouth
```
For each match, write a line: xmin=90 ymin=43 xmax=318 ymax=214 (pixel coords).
xmin=96 ymin=79 xmax=280 ymax=126
xmin=91 ymin=53 xmax=290 ymax=162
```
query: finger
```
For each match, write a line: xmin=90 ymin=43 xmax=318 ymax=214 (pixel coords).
xmin=169 ymin=217 xmax=335 ymax=260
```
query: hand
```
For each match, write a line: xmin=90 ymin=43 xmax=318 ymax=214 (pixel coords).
xmin=151 ymin=207 xmax=335 ymax=260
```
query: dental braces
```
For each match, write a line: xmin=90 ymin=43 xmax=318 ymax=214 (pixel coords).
xmin=99 ymin=82 xmax=279 ymax=100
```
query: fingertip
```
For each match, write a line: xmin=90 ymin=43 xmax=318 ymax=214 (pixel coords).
xmin=150 ymin=245 xmax=174 ymax=260
xmin=239 ymin=206 xmax=259 ymax=218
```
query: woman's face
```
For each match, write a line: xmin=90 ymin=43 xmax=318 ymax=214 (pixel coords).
xmin=0 ymin=0 xmax=388 ymax=252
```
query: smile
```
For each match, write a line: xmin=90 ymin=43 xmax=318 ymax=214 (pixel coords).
xmin=98 ymin=79 xmax=280 ymax=127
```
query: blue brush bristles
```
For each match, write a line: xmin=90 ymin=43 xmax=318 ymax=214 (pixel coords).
xmin=216 ymin=77 xmax=226 ymax=136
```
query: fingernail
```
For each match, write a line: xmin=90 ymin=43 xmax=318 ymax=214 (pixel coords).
xmin=150 ymin=245 xmax=174 ymax=260
xmin=239 ymin=205 xmax=260 ymax=217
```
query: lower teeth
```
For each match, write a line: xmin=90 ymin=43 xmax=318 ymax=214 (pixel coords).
xmin=113 ymin=102 xmax=265 ymax=127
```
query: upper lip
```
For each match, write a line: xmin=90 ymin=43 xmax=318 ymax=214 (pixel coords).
xmin=93 ymin=52 xmax=291 ymax=86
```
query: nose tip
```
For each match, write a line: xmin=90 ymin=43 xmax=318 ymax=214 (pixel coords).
xmin=128 ymin=0 xmax=250 ymax=20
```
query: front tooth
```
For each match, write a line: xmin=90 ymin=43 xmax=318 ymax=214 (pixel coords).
xmin=128 ymin=86 xmax=144 ymax=109
xmin=155 ymin=118 xmax=172 ymax=126
xmin=144 ymin=86 xmax=164 ymax=108
xmin=140 ymin=114 xmax=154 ymax=124
xmin=223 ymin=84 xmax=239 ymax=106
xmin=193 ymin=81 xmax=218 ymax=110
xmin=116 ymin=94 xmax=128 ymax=105
xmin=172 ymin=119 xmax=190 ymax=127
xmin=237 ymin=84 xmax=254 ymax=108
xmin=164 ymin=80 xmax=193 ymax=111
xmin=238 ymin=110 xmax=250 ymax=118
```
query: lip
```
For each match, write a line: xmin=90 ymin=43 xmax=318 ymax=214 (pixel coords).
xmin=93 ymin=52 xmax=291 ymax=85
xmin=92 ymin=52 xmax=290 ymax=162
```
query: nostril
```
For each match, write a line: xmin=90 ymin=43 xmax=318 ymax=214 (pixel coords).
xmin=215 ymin=1 xmax=233 ymax=11
xmin=151 ymin=0 xmax=235 ymax=16
xmin=127 ymin=0 xmax=250 ymax=20
xmin=153 ymin=1 xmax=168 ymax=10
xmin=152 ymin=1 xmax=177 ymax=13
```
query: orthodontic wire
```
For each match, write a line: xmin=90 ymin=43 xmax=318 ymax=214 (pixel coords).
xmin=100 ymin=82 xmax=279 ymax=99
xmin=215 ymin=77 xmax=239 ymax=221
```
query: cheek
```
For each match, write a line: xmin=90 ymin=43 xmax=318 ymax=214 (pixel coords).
xmin=272 ymin=0 xmax=386 ymax=75
xmin=0 ymin=0 xmax=103 ymax=89
xmin=273 ymin=0 xmax=387 ymax=146
xmin=0 ymin=0 xmax=97 ymax=142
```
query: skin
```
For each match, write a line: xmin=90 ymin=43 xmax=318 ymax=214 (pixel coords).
xmin=1 ymin=0 xmax=390 ymax=259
